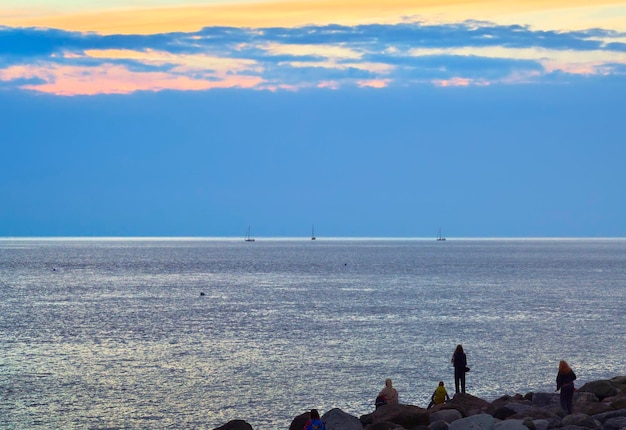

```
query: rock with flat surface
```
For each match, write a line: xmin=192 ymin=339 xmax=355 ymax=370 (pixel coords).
xmin=322 ymin=408 xmax=363 ymax=430
xmin=430 ymin=409 xmax=463 ymax=424
xmin=362 ymin=403 xmax=430 ymax=428
xmin=213 ymin=419 xmax=254 ymax=430
xmin=448 ymin=413 xmax=494 ymax=430
xmin=493 ymin=419 xmax=528 ymax=430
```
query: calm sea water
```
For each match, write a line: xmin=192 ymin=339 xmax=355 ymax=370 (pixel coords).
xmin=1 ymin=238 xmax=625 ymax=429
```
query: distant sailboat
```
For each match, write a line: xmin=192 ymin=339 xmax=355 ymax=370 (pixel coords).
xmin=311 ymin=224 xmax=316 ymax=240
xmin=436 ymin=227 xmax=446 ymax=241
xmin=245 ymin=226 xmax=255 ymax=242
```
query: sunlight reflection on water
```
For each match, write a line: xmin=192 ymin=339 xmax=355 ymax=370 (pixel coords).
xmin=1 ymin=239 xmax=625 ymax=429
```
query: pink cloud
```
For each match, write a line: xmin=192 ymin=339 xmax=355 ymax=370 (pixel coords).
xmin=357 ymin=79 xmax=389 ymax=88
xmin=1 ymin=63 xmax=264 ymax=96
xmin=433 ymin=77 xmax=491 ymax=87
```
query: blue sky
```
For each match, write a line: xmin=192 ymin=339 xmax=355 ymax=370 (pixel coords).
xmin=1 ymin=1 xmax=625 ymax=237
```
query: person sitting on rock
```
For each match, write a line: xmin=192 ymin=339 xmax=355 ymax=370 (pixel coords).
xmin=427 ymin=381 xmax=450 ymax=409
xmin=303 ymin=408 xmax=324 ymax=430
xmin=378 ymin=378 xmax=399 ymax=406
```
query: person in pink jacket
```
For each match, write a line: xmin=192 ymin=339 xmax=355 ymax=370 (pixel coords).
xmin=377 ymin=378 xmax=399 ymax=406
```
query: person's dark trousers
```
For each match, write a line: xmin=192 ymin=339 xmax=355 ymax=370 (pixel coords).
xmin=454 ymin=368 xmax=466 ymax=393
xmin=560 ymin=385 xmax=574 ymax=414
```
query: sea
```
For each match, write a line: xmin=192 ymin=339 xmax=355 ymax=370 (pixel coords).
xmin=1 ymin=238 xmax=625 ymax=429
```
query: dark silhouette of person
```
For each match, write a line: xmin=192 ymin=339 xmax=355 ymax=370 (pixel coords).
xmin=451 ymin=344 xmax=467 ymax=393
xmin=556 ymin=360 xmax=577 ymax=414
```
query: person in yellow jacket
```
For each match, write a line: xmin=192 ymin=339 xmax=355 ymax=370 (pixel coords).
xmin=427 ymin=381 xmax=450 ymax=409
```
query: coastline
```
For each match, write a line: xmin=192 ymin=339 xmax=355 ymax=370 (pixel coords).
xmin=215 ymin=375 xmax=626 ymax=430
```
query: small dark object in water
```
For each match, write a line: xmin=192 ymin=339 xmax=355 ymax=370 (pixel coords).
xmin=200 ymin=292 xmax=205 ymax=296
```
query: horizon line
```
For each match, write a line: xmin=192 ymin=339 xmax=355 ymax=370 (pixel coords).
xmin=1 ymin=236 xmax=625 ymax=241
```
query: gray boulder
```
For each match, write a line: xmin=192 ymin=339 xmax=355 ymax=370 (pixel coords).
xmin=213 ymin=420 xmax=254 ymax=430
xmin=506 ymin=403 xmax=533 ymax=415
xmin=560 ymin=426 xmax=596 ymax=430
xmin=490 ymin=395 xmax=529 ymax=412
xmin=322 ymin=408 xmax=363 ymax=430
xmin=508 ymin=407 xmax=563 ymax=428
xmin=531 ymin=393 xmax=560 ymax=408
xmin=561 ymin=413 xmax=600 ymax=429
xmin=448 ymin=413 xmax=494 ymax=430
xmin=493 ymin=407 xmax=516 ymax=420
xmin=576 ymin=401 xmax=613 ymax=417
xmin=591 ymin=408 xmax=626 ymax=424
xmin=363 ymin=423 xmax=404 ymax=430
xmin=362 ymin=403 xmax=430 ymax=428
xmin=493 ymin=419 xmax=529 ymax=430
xmin=575 ymin=392 xmax=600 ymax=404
xmin=428 ymin=420 xmax=450 ymax=430
xmin=521 ymin=417 xmax=536 ymax=430
xmin=290 ymin=412 xmax=311 ymax=430
xmin=579 ymin=381 xmax=618 ymax=401
xmin=531 ymin=419 xmax=550 ymax=430
xmin=450 ymin=393 xmax=492 ymax=416
xmin=603 ymin=416 xmax=626 ymax=430
xmin=610 ymin=376 xmax=626 ymax=386
xmin=609 ymin=397 xmax=626 ymax=410
xmin=430 ymin=409 xmax=463 ymax=424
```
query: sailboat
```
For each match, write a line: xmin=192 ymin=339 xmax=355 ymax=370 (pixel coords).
xmin=311 ymin=224 xmax=316 ymax=240
xmin=244 ymin=226 xmax=255 ymax=242
xmin=436 ymin=227 xmax=446 ymax=241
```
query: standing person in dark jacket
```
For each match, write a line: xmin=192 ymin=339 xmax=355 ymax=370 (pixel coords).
xmin=451 ymin=344 xmax=468 ymax=394
xmin=556 ymin=360 xmax=577 ymax=414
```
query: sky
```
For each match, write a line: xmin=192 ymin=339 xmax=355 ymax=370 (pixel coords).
xmin=1 ymin=0 xmax=625 ymax=237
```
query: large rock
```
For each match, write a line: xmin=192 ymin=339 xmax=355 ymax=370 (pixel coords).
xmin=531 ymin=419 xmax=550 ymax=430
xmin=561 ymin=413 xmax=601 ymax=429
xmin=361 ymin=403 xmax=429 ymax=428
xmin=609 ymin=376 xmax=626 ymax=386
xmin=575 ymin=401 xmax=614 ymax=417
xmin=450 ymin=393 xmax=492 ymax=417
xmin=448 ymin=413 xmax=494 ymax=430
xmin=508 ymin=407 xmax=563 ymax=428
xmin=430 ymin=409 xmax=463 ymax=424
xmin=531 ymin=393 xmax=560 ymax=408
xmin=521 ymin=417 xmax=536 ymax=430
xmin=493 ymin=419 xmax=528 ymax=430
xmin=290 ymin=412 xmax=311 ymax=430
xmin=609 ymin=396 xmax=626 ymax=410
xmin=576 ymin=392 xmax=600 ymax=404
xmin=363 ymin=423 xmax=404 ymax=430
xmin=322 ymin=408 xmax=363 ymax=430
xmin=603 ymin=416 xmax=626 ymax=430
xmin=579 ymin=381 xmax=618 ymax=401
xmin=505 ymin=403 xmax=533 ymax=415
xmin=488 ymin=395 xmax=531 ymax=419
xmin=492 ymin=407 xmax=516 ymax=420
xmin=591 ymin=409 xmax=626 ymax=424
xmin=428 ymin=420 xmax=450 ymax=430
xmin=213 ymin=420 xmax=254 ymax=430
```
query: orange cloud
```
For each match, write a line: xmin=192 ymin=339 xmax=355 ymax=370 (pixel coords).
xmin=3 ymin=0 xmax=625 ymax=34
xmin=0 ymin=63 xmax=264 ymax=96
xmin=82 ymin=49 xmax=262 ymax=76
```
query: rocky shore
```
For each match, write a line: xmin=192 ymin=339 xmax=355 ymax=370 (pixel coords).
xmin=213 ymin=375 xmax=626 ymax=430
